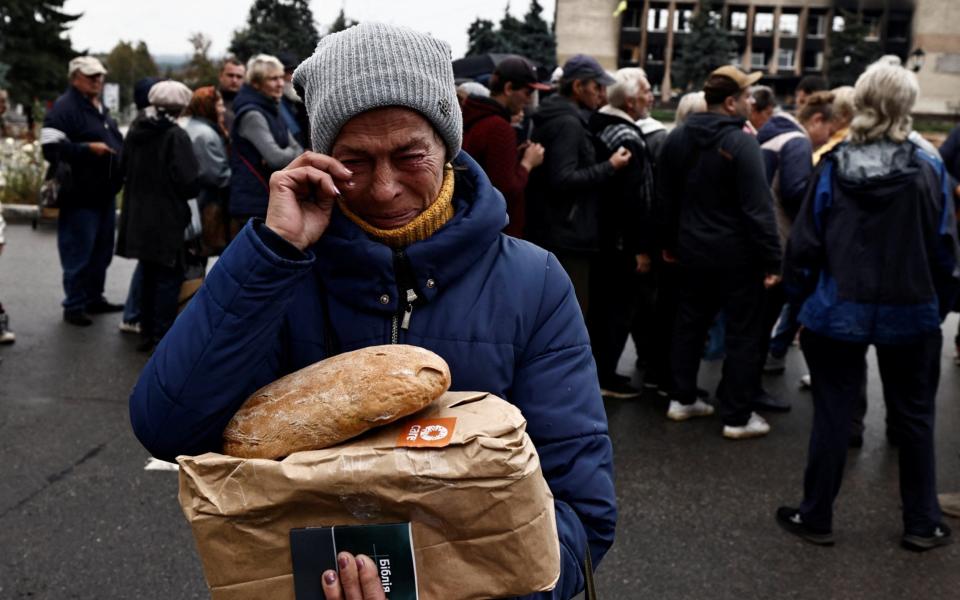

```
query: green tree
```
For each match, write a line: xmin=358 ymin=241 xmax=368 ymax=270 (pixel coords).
xmin=104 ymin=40 xmax=159 ymax=108
xmin=328 ymin=8 xmax=357 ymax=34
xmin=182 ymin=33 xmax=219 ymax=89
xmin=827 ymin=11 xmax=882 ymax=87
xmin=466 ymin=19 xmax=499 ymax=56
xmin=464 ymin=1 xmax=557 ymax=68
xmin=673 ymin=0 xmax=736 ymax=91
xmin=517 ymin=0 xmax=556 ymax=68
xmin=0 ymin=0 xmax=80 ymax=106
xmin=229 ymin=0 xmax=320 ymax=63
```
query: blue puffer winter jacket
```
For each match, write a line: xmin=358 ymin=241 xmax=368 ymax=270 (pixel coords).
xmin=129 ymin=152 xmax=617 ymax=599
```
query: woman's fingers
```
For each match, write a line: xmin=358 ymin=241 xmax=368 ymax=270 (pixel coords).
xmin=356 ymin=555 xmax=388 ymax=600
xmin=336 ymin=552 xmax=364 ymax=599
xmin=285 ymin=151 xmax=353 ymax=180
xmin=321 ymin=569 xmax=344 ymax=600
xmin=270 ymin=166 xmax=341 ymax=203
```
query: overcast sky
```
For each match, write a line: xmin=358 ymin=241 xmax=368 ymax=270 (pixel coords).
xmin=62 ymin=0 xmax=557 ymax=60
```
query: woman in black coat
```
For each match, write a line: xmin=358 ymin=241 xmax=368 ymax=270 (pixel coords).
xmin=117 ymin=81 xmax=200 ymax=352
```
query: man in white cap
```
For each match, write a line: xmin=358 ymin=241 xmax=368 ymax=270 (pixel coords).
xmin=41 ymin=56 xmax=125 ymax=326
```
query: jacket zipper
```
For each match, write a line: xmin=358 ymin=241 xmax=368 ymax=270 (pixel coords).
xmin=390 ymin=250 xmax=419 ymax=344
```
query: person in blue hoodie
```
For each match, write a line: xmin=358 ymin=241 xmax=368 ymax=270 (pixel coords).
xmin=228 ymin=54 xmax=302 ymax=231
xmin=776 ymin=63 xmax=960 ymax=552
xmin=129 ymin=23 xmax=616 ymax=600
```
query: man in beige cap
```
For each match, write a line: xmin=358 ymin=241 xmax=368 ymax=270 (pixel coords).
xmin=41 ymin=56 xmax=125 ymax=326
xmin=656 ymin=65 xmax=782 ymax=439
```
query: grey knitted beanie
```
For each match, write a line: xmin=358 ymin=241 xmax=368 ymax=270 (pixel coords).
xmin=293 ymin=22 xmax=462 ymax=159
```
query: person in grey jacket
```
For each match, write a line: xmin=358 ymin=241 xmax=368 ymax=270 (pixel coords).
xmin=182 ymin=86 xmax=231 ymax=255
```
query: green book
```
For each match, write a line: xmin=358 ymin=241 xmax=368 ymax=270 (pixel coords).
xmin=290 ymin=522 xmax=418 ymax=600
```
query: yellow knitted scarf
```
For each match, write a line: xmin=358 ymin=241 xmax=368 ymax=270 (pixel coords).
xmin=337 ymin=166 xmax=455 ymax=248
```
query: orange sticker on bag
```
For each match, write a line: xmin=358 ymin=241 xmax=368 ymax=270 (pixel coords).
xmin=396 ymin=417 xmax=457 ymax=448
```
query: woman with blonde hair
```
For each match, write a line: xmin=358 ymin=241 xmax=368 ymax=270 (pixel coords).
xmin=228 ymin=54 xmax=303 ymax=230
xmin=674 ymin=91 xmax=705 ymax=125
xmin=777 ymin=64 xmax=960 ymax=552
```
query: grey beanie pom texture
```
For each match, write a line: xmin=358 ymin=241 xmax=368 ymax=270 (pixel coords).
xmin=293 ymin=22 xmax=462 ymax=159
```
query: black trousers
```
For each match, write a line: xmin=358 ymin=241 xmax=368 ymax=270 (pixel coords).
xmin=637 ymin=260 xmax=678 ymax=388
xmin=799 ymin=329 xmax=943 ymax=535
xmin=671 ymin=267 xmax=765 ymax=426
xmin=587 ymin=250 xmax=647 ymax=383
xmin=139 ymin=259 xmax=184 ymax=343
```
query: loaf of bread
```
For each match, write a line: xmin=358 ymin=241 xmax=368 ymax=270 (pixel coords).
xmin=222 ymin=345 xmax=451 ymax=459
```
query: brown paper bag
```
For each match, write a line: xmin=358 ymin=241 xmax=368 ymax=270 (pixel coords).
xmin=177 ymin=392 xmax=561 ymax=600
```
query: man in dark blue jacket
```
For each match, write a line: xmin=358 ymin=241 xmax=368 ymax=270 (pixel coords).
xmin=41 ymin=56 xmax=124 ymax=326
xmin=129 ymin=22 xmax=615 ymax=600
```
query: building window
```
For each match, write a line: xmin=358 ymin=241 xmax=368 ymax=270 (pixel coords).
xmin=807 ymin=14 xmax=826 ymax=37
xmin=730 ymin=11 xmax=748 ymax=32
xmin=778 ymin=49 xmax=795 ymax=69
xmin=779 ymin=14 xmax=799 ymax=37
xmin=887 ymin=19 xmax=909 ymax=42
xmin=620 ymin=44 xmax=642 ymax=64
xmin=863 ymin=16 xmax=881 ymax=41
xmin=622 ymin=8 xmax=642 ymax=30
xmin=648 ymin=8 xmax=669 ymax=32
xmin=832 ymin=16 xmax=845 ymax=33
xmin=647 ymin=44 xmax=665 ymax=64
xmin=751 ymin=51 xmax=766 ymax=69
xmin=754 ymin=13 xmax=773 ymax=36
xmin=804 ymin=50 xmax=824 ymax=71
xmin=677 ymin=9 xmax=693 ymax=33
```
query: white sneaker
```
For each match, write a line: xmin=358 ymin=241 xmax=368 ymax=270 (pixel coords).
xmin=119 ymin=321 xmax=141 ymax=334
xmin=0 ymin=330 xmax=14 ymax=344
xmin=666 ymin=399 xmax=715 ymax=421
xmin=799 ymin=374 xmax=812 ymax=389
xmin=723 ymin=412 xmax=771 ymax=439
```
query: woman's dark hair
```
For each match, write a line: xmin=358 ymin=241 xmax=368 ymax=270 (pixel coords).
xmin=750 ymin=86 xmax=776 ymax=112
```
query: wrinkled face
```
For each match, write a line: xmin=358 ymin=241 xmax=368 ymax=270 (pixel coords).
xmin=331 ymin=107 xmax=447 ymax=230
xmin=220 ymin=64 xmax=245 ymax=93
xmin=574 ymin=79 xmax=604 ymax=111
xmin=72 ymin=72 xmax=104 ymax=98
xmin=626 ymin=78 xmax=653 ymax=120
xmin=254 ymin=67 xmax=285 ymax=100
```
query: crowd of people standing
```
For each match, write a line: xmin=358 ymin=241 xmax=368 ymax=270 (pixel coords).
xmin=2 ymin=23 xmax=958 ymax=583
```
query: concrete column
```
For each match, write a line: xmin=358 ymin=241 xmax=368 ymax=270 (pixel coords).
xmin=661 ymin=0 xmax=677 ymax=103
xmin=640 ymin=0 xmax=651 ymax=68
xmin=770 ymin=6 xmax=782 ymax=73
xmin=796 ymin=6 xmax=809 ymax=76
xmin=743 ymin=4 xmax=756 ymax=71
xmin=823 ymin=7 xmax=834 ymax=76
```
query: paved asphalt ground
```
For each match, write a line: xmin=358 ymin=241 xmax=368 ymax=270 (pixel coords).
xmin=1 ymin=221 xmax=958 ymax=599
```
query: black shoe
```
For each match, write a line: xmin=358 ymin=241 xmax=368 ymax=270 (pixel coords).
xmin=848 ymin=433 xmax=864 ymax=449
xmin=86 ymin=299 xmax=124 ymax=314
xmin=751 ymin=390 xmax=791 ymax=413
xmin=63 ymin=310 xmax=93 ymax=326
xmin=902 ymin=523 xmax=952 ymax=552
xmin=600 ymin=378 xmax=642 ymax=399
xmin=776 ymin=507 xmax=835 ymax=546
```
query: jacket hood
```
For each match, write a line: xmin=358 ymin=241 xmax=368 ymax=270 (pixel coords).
xmin=313 ymin=151 xmax=507 ymax=312
xmin=682 ymin=112 xmax=745 ymax=148
xmin=756 ymin=112 xmax=804 ymax=145
xmin=533 ymin=94 xmax=586 ymax=127
xmin=831 ymin=140 xmax=919 ymax=202
xmin=462 ymin=95 xmax=509 ymax=130
xmin=233 ymin=84 xmax=279 ymax=116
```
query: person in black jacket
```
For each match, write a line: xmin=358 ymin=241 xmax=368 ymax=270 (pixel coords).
xmin=40 ymin=56 xmax=125 ymax=326
xmin=116 ymin=81 xmax=201 ymax=353
xmin=657 ymin=66 xmax=782 ymax=439
xmin=526 ymin=54 xmax=631 ymax=313
xmin=587 ymin=67 xmax=655 ymax=398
